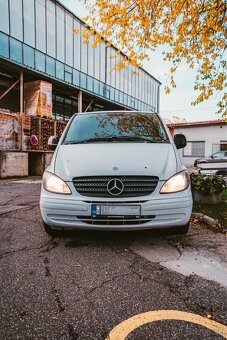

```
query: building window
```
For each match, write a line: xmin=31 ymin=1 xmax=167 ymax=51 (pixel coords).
xmin=183 ymin=141 xmax=205 ymax=157
xmin=24 ymin=45 xmax=35 ymax=68
xmin=0 ymin=0 xmax=9 ymax=34
xmin=56 ymin=6 xmax=65 ymax=62
xmin=80 ymin=73 xmax=87 ymax=89
xmin=73 ymin=69 xmax=80 ymax=86
xmin=93 ymin=79 xmax=100 ymax=94
xmin=87 ymin=76 xmax=93 ymax=92
xmin=36 ymin=0 xmax=46 ymax=53
xmin=110 ymin=88 xmax=114 ymax=100
xmin=35 ymin=51 xmax=45 ymax=72
xmin=65 ymin=13 xmax=73 ymax=66
xmin=52 ymin=95 xmax=76 ymax=120
xmin=0 ymin=32 xmax=9 ymax=58
xmin=106 ymin=47 xmax=111 ymax=85
xmin=10 ymin=0 xmax=23 ymax=41
xmin=65 ymin=70 xmax=72 ymax=83
xmin=94 ymin=44 xmax=100 ymax=80
xmin=10 ymin=38 xmax=22 ymax=63
xmin=73 ymin=19 xmax=81 ymax=70
xmin=99 ymin=82 xmax=104 ymax=96
xmin=88 ymin=35 xmax=94 ymax=77
xmin=114 ymin=89 xmax=119 ymax=102
xmin=56 ymin=61 xmax=64 ymax=80
xmin=23 ymin=0 xmax=35 ymax=47
xmin=46 ymin=0 xmax=56 ymax=57
xmin=46 ymin=56 xmax=55 ymax=77
xmin=81 ymin=38 xmax=88 ymax=73
xmin=100 ymin=43 xmax=106 ymax=82
xmin=220 ymin=140 xmax=227 ymax=151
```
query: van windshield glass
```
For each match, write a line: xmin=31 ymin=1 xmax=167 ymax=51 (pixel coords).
xmin=63 ymin=112 xmax=169 ymax=144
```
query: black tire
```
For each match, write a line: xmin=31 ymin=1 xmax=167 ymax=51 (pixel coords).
xmin=169 ymin=222 xmax=190 ymax=235
xmin=43 ymin=221 xmax=62 ymax=236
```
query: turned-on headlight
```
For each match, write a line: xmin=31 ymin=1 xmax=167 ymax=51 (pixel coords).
xmin=43 ymin=172 xmax=71 ymax=194
xmin=160 ymin=171 xmax=190 ymax=194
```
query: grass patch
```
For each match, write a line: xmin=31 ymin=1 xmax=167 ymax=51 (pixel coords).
xmin=193 ymin=201 xmax=227 ymax=228
xmin=221 ymin=188 xmax=227 ymax=201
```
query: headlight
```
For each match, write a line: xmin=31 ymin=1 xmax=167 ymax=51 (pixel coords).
xmin=160 ymin=171 xmax=190 ymax=194
xmin=43 ymin=172 xmax=71 ymax=194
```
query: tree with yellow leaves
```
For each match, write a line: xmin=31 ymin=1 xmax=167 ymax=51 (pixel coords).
xmin=81 ymin=0 xmax=226 ymax=117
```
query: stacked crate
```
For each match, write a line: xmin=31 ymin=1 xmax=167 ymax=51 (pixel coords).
xmin=24 ymin=81 xmax=52 ymax=118
xmin=40 ymin=119 xmax=55 ymax=150
xmin=56 ymin=120 xmax=67 ymax=139
xmin=29 ymin=117 xmax=40 ymax=150
xmin=0 ymin=110 xmax=20 ymax=150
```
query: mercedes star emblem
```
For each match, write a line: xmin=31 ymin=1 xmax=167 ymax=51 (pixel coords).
xmin=107 ymin=178 xmax=124 ymax=196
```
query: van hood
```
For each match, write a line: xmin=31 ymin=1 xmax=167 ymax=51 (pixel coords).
xmin=54 ymin=143 xmax=179 ymax=181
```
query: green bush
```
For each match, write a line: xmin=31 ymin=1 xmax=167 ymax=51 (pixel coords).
xmin=190 ymin=173 xmax=227 ymax=195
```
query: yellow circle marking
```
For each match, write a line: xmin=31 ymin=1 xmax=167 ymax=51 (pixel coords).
xmin=107 ymin=310 xmax=227 ymax=340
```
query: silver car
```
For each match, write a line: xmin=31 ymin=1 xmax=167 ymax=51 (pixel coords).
xmin=40 ymin=111 xmax=192 ymax=235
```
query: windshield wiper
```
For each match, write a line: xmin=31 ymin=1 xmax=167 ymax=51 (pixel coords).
xmin=64 ymin=136 xmax=165 ymax=144
xmin=103 ymin=136 xmax=165 ymax=143
xmin=64 ymin=137 xmax=116 ymax=144
xmin=114 ymin=136 xmax=156 ymax=143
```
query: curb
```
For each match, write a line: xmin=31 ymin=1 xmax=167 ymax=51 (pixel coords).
xmin=191 ymin=213 xmax=218 ymax=227
xmin=0 ymin=176 xmax=42 ymax=184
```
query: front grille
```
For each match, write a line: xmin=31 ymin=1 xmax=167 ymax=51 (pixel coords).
xmin=73 ymin=176 xmax=159 ymax=198
xmin=76 ymin=215 xmax=155 ymax=225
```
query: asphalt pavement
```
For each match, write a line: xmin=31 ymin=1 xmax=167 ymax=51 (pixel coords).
xmin=0 ymin=179 xmax=226 ymax=339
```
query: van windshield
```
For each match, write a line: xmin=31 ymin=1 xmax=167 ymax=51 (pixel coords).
xmin=63 ymin=112 xmax=169 ymax=144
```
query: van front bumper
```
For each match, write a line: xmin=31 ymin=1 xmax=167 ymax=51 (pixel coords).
xmin=40 ymin=189 xmax=193 ymax=231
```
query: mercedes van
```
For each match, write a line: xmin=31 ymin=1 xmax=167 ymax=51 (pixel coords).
xmin=40 ymin=111 xmax=192 ymax=234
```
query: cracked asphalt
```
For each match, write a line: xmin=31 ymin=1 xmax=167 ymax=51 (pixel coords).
xmin=0 ymin=179 xmax=227 ymax=339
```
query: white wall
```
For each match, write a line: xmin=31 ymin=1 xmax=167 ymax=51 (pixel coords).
xmin=173 ymin=124 xmax=227 ymax=166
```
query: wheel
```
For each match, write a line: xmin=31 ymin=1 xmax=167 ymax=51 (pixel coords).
xmin=43 ymin=221 xmax=62 ymax=236
xmin=169 ymin=223 xmax=190 ymax=235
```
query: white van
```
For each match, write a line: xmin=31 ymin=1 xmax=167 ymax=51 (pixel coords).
xmin=40 ymin=111 xmax=192 ymax=235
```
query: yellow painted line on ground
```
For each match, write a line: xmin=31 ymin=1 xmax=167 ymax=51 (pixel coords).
xmin=106 ymin=310 xmax=227 ymax=339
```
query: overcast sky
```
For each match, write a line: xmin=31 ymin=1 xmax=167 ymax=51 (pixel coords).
xmin=61 ymin=0 xmax=222 ymax=122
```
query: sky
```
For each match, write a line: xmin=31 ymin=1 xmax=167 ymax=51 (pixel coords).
xmin=61 ymin=0 xmax=223 ymax=122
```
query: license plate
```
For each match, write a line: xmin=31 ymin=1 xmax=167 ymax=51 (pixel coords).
xmin=91 ymin=204 xmax=140 ymax=217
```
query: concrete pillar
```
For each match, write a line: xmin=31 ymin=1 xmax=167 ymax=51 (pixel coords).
xmin=20 ymin=71 xmax=24 ymax=151
xmin=78 ymin=91 xmax=82 ymax=112
xmin=0 ymin=152 xmax=28 ymax=178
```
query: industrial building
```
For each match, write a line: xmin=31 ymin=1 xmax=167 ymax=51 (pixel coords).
xmin=0 ymin=0 xmax=160 ymax=177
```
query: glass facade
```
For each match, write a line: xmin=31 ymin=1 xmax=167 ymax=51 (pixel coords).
xmin=56 ymin=6 xmax=65 ymax=62
xmin=0 ymin=32 xmax=9 ymax=58
xmin=24 ymin=0 xmax=35 ymax=47
xmin=0 ymin=0 xmax=160 ymax=112
xmin=24 ymin=45 xmax=35 ymax=68
xmin=46 ymin=1 xmax=56 ymax=57
xmin=65 ymin=13 xmax=73 ymax=67
xmin=0 ymin=0 xmax=9 ymax=34
xmin=10 ymin=0 xmax=23 ymax=41
xmin=53 ymin=95 xmax=76 ymax=120
xmin=36 ymin=0 xmax=46 ymax=53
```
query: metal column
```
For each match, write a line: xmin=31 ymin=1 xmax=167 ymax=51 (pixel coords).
xmin=78 ymin=91 xmax=82 ymax=112
xmin=20 ymin=71 xmax=24 ymax=150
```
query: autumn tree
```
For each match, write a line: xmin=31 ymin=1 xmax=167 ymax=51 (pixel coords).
xmin=81 ymin=0 xmax=227 ymax=117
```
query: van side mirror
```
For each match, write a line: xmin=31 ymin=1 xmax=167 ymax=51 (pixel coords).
xmin=48 ymin=136 xmax=58 ymax=150
xmin=174 ymin=134 xmax=187 ymax=149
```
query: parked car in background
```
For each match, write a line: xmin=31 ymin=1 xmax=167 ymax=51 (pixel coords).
xmin=194 ymin=151 xmax=227 ymax=166
xmin=194 ymin=151 xmax=227 ymax=175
